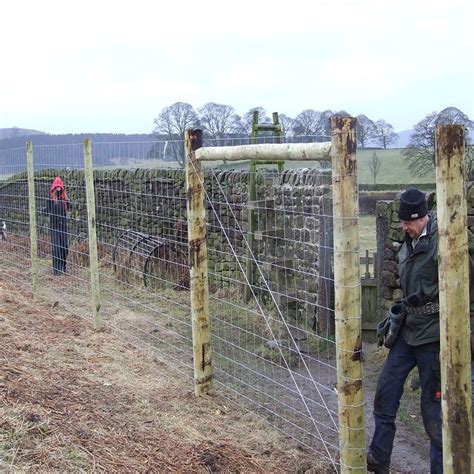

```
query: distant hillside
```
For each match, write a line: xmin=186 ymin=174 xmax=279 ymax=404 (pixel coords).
xmin=0 ymin=132 xmax=155 ymax=150
xmin=0 ymin=127 xmax=46 ymax=140
xmin=0 ymin=132 xmax=169 ymax=171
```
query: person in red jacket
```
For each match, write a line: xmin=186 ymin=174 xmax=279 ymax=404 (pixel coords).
xmin=44 ymin=177 xmax=71 ymax=275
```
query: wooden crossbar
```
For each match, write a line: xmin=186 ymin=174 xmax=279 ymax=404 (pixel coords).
xmin=195 ymin=142 xmax=331 ymax=162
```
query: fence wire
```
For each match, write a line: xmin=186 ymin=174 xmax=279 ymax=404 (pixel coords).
xmin=0 ymin=136 xmax=347 ymax=471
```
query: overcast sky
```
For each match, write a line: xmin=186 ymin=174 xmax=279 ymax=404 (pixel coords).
xmin=0 ymin=0 xmax=472 ymax=134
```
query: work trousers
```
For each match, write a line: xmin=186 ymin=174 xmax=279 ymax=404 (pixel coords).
xmin=369 ymin=335 xmax=442 ymax=474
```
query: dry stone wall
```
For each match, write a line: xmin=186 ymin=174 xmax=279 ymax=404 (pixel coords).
xmin=0 ymin=168 xmax=333 ymax=333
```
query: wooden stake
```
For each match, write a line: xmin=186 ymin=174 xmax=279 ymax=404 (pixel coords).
xmin=331 ymin=116 xmax=365 ymax=472
xmin=185 ymin=129 xmax=212 ymax=396
xmin=83 ymin=139 xmax=102 ymax=330
xmin=26 ymin=140 xmax=39 ymax=301
xmin=435 ymin=124 xmax=472 ymax=474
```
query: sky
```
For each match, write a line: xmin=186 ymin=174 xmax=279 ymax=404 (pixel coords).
xmin=0 ymin=0 xmax=472 ymax=134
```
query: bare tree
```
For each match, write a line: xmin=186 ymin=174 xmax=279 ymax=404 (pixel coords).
xmin=152 ymin=102 xmax=199 ymax=166
xmin=404 ymin=107 xmax=474 ymax=177
xmin=356 ymin=114 xmax=376 ymax=148
xmin=292 ymin=109 xmax=327 ymax=140
xmin=197 ymin=102 xmax=240 ymax=139
xmin=322 ymin=110 xmax=345 ymax=141
xmin=368 ymin=151 xmax=382 ymax=185
xmin=279 ymin=114 xmax=295 ymax=137
xmin=234 ymin=107 xmax=269 ymax=136
xmin=372 ymin=119 xmax=398 ymax=149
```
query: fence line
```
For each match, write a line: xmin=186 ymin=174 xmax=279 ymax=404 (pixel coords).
xmin=7 ymin=127 xmax=472 ymax=472
xmin=186 ymin=120 xmax=365 ymax=471
xmin=0 ymin=134 xmax=354 ymax=471
xmin=0 ymin=135 xmax=347 ymax=469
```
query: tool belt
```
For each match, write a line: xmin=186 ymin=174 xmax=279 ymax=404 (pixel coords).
xmin=405 ymin=302 xmax=439 ymax=315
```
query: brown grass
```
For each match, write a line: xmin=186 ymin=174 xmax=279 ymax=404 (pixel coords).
xmin=0 ymin=276 xmax=330 ymax=473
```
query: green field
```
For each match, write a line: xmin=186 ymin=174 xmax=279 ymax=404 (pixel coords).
xmin=283 ymin=148 xmax=435 ymax=185
xmin=1 ymin=147 xmax=433 ymax=186
xmin=355 ymin=148 xmax=434 ymax=185
xmin=216 ymin=148 xmax=435 ymax=186
xmin=359 ymin=214 xmax=377 ymax=253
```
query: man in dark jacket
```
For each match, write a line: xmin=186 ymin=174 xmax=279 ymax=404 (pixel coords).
xmin=368 ymin=188 xmax=443 ymax=474
xmin=44 ymin=176 xmax=70 ymax=275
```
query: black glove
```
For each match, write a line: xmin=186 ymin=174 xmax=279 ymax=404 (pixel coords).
xmin=384 ymin=303 xmax=406 ymax=348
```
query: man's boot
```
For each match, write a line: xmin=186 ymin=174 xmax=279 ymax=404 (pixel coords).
xmin=367 ymin=451 xmax=390 ymax=473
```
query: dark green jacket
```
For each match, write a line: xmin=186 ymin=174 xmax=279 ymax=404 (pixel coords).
xmin=399 ymin=213 xmax=440 ymax=346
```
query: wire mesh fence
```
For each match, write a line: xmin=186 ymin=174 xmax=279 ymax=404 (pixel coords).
xmin=0 ymin=131 xmax=361 ymax=472
xmin=201 ymin=164 xmax=339 ymax=464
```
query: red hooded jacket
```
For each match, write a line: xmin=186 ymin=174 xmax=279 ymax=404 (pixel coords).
xmin=50 ymin=176 xmax=68 ymax=208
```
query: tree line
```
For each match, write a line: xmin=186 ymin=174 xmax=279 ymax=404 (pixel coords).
xmin=0 ymin=105 xmax=471 ymax=177
xmin=153 ymin=103 xmax=473 ymax=174
xmin=152 ymin=103 xmax=399 ymax=149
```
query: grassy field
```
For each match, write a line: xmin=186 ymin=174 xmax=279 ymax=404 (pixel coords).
xmin=355 ymin=148 xmax=434 ymax=185
xmin=1 ymin=147 xmax=433 ymax=186
xmin=359 ymin=214 xmax=377 ymax=254
xmin=218 ymin=148 xmax=435 ymax=186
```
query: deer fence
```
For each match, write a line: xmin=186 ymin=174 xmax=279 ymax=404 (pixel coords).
xmin=1 ymin=122 xmax=470 ymax=472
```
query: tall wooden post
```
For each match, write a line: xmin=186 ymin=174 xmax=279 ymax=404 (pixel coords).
xmin=331 ymin=116 xmax=365 ymax=472
xmin=26 ymin=140 xmax=39 ymax=300
xmin=435 ymin=125 xmax=472 ymax=474
xmin=185 ymin=129 xmax=213 ymax=396
xmin=83 ymin=139 xmax=102 ymax=330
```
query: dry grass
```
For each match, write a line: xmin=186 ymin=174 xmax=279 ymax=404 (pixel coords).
xmin=0 ymin=276 xmax=330 ymax=473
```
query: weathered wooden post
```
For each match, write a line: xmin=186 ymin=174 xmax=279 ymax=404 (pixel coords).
xmin=26 ymin=140 xmax=39 ymax=300
xmin=185 ymin=129 xmax=213 ymax=396
xmin=435 ymin=124 xmax=472 ymax=474
xmin=331 ymin=116 xmax=365 ymax=472
xmin=83 ymin=139 xmax=102 ymax=330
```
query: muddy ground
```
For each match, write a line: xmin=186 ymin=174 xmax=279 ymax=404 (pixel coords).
xmin=0 ymin=265 xmax=432 ymax=473
xmin=0 ymin=276 xmax=330 ymax=473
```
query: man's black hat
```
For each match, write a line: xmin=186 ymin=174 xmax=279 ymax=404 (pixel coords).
xmin=398 ymin=188 xmax=428 ymax=221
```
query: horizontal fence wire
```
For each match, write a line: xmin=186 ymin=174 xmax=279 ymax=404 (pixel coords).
xmin=0 ymin=136 xmax=346 ymax=471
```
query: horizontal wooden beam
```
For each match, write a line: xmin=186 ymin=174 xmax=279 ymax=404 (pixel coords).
xmin=195 ymin=142 xmax=331 ymax=162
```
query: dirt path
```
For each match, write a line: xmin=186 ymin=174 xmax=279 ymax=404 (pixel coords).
xmin=0 ymin=277 xmax=328 ymax=473
xmin=363 ymin=342 xmax=430 ymax=473
xmin=0 ymin=253 xmax=433 ymax=473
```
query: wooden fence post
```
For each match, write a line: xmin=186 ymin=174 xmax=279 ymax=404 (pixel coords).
xmin=185 ymin=129 xmax=213 ymax=396
xmin=26 ymin=140 xmax=39 ymax=301
xmin=331 ymin=116 xmax=365 ymax=472
xmin=83 ymin=139 xmax=102 ymax=330
xmin=435 ymin=124 xmax=472 ymax=474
